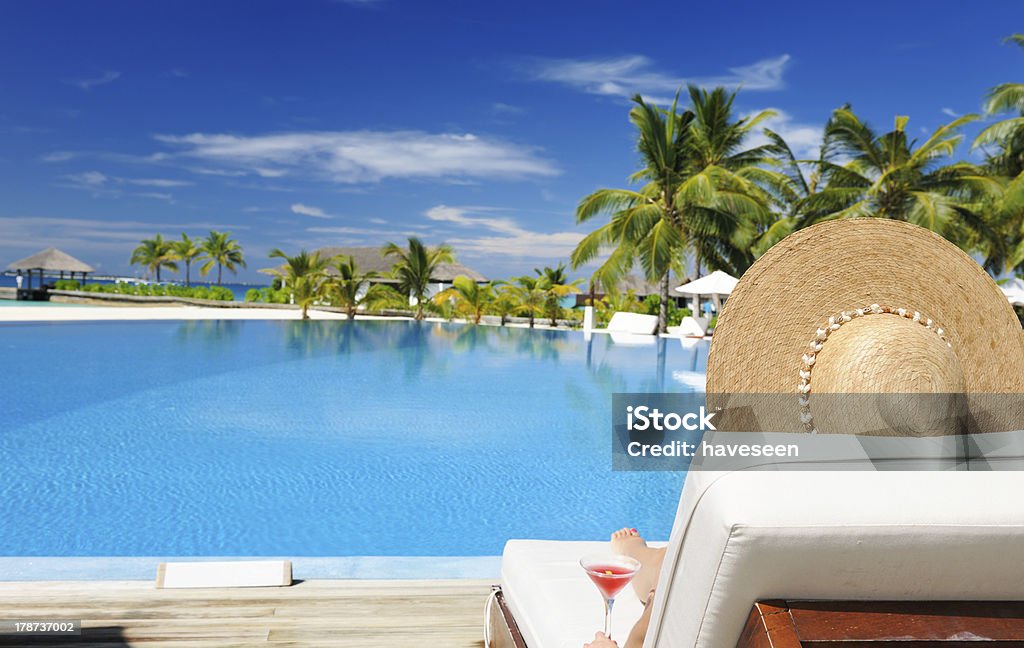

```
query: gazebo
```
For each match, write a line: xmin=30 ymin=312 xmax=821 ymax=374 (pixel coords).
xmin=7 ymin=247 xmax=94 ymax=301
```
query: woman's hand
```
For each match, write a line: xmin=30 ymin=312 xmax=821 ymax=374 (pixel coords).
xmin=583 ymin=631 xmax=618 ymax=647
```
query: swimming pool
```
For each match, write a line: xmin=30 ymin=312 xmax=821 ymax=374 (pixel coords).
xmin=0 ymin=320 xmax=706 ymax=560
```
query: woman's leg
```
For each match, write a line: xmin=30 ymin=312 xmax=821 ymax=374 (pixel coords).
xmin=610 ymin=528 xmax=666 ymax=599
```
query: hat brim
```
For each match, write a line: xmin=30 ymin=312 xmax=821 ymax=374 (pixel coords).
xmin=707 ymin=219 xmax=1024 ymax=394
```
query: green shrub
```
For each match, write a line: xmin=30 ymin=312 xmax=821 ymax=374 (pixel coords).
xmin=245 ymin=288 xmax=262 ymax=302
xmin=258 ymin=287 xmax=289 ymax=304
xmin=639 ymin=295 xmax=691 ymax=327
xmin=77 ymin=282 xmax=234 ymax=301
xmin=53 ymin=279 xmax=81 ymax=290
xmin=208 ymin=286 xmax=233 ymax=301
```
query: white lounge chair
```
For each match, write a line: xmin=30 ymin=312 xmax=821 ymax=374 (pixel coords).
xmin=604 ymin=312 xmax=659 ymax=335
xmin=666 ymin=316 xmax=708 ymax=338
xmin=488 ymin=469 xmax=1024 ymax=647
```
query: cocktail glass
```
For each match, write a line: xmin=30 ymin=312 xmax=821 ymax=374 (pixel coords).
xmin=579 ymin=553 xmax=641 ymax=639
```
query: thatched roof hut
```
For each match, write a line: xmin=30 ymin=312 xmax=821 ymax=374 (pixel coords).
xmin=592 ymin=273 xmax=688 ymax=297
xmin=7 ymin=247 xmax=95 ymax=299
xmin=7 ymin=247 xmax=95 ymax=274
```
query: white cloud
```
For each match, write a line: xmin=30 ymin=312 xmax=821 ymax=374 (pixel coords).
xmin=155 ymin=130 xmax=560 ymax=183
xmin=190 ymin=167 xmax=246 ymax=177
xmin=307 ymin=225 xmax=415 ymax=237
xmin=290 ymin=203 xmax=332 ymax=219
xmin=745 ymin=109 xmax=824 ymax=161
xmin=492 ymin=102 xmax=525 ymax=114
xmin=66 ymin=171 xmax=108 ymax=186
xmin=40 ymin=151 xmax=76 ymax=162
xmin=425 ymin=204 xmax=521 ymax=234
xmin=424 ymin=204 xmax=584 ymax=259
xmin=526 ymin=54 xmax=790 ymax=100
xmin=66 ymin=70 xmax=121 ymax=90
xmin=369 ymin=217 xmax=387 ymax=225
xmin=0 ymin=215 xmax=247 ymax=259
xmin=128 ymin=178 xmax=192 ymax=188
xmin=941 ymin=107 xmax=959 ymax=117
xmin=134 ymin=192 xmax=174 ymax=202
xmin=60 ymin=170 xmax=188 ymax=200
xmin=64 ymin=171 xmax=190 ymax=189
xmin=169 ymin=68 xmax=188 ymax=78
xmin=256 ymin=167 xmax=288 ymax=178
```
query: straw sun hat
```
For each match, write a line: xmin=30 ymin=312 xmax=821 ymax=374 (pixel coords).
xmin=706 ymin=219 xmax=1024 ymax=434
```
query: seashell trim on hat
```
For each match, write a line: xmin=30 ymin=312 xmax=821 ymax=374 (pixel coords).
xmin=797 ymin=304 xmax=951 ymax=434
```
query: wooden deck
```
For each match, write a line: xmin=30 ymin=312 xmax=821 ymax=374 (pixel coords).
xmin=0 ymin=579 xmax=492 ymax=647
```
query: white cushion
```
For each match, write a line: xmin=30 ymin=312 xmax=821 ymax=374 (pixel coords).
xmin=669 ymin=316 xmax=708 ymax=338
xmin=645 ymin=470 xmax=1024 ymax=648
xmin=501 ymin=540 xmax=666 ymax=648
xmin=606 ymin=312 xmax=659 ymax=335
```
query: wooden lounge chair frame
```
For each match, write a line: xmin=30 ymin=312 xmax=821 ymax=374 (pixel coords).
xmin=486 ymin=587 xmax=1024 ymax=647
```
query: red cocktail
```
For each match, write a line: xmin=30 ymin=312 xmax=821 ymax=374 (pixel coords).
xmin=580 ymin=554 xmax=641 ymax=639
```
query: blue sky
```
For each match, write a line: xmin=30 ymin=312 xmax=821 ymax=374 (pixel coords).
xmin=1 ymin=0 xmax=1022 ymax=282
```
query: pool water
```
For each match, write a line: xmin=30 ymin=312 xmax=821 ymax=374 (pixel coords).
xmin=0 ymin=320 xmax=707 ymax=557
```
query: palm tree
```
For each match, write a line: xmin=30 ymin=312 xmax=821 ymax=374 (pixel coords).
xmin=572 ymin=94 xmax=693 ymax=333
xmin=534 ymin=263 xmax=582 ymax=326
xmin=596 ymin=288 xmax=642 ymax=327
xmin=325 ymin=255 xmax=379 ymax=320
xmin=489 ymin=287 xmax=520 ymax=326
xmin=433 ymin=276 xmax=495 ymax=324
xmin=973 ymin=34 xmax=1024 ymax=274
xmin=800 ymin=108 xmax=999 ymax=253
xmin=171 ymin=233 xmax=201 ymax=287
xmin=504 ymin=275 xmax=546 ymax=328
xmin=974 ymin=35 xmax=1024 ymax=179
xmin=382 ymin=237 xmax=454 ymax=320
xmin=130 ymin=234 xmax=177 ymax=282
xmin=360 ymin=284 xmax=410 ymax=313
xmin=683 ymin=85 xmax=788 ymax=274
xmin=266 ymin=249 xmax=335 ymax=319
xmin=199 ymin=231 xmax=246 ymax=286
xmin=572 ymin=87 xmax=779 ymax=332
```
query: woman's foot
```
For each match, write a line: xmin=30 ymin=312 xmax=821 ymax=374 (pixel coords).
xmin=609 ymin=528 xmax=666 ymax=600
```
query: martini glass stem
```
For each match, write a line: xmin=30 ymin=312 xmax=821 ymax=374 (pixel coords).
xmin=605 ymin=597 xmax=615 ymax=638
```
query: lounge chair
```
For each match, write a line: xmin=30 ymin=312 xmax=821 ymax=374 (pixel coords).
xmin=486 ymin=469 xmax=1024 ymax=647
xmin=587 ymin=312 xmax=660 ymax=346
xmin=602 ymin=312 xmax=659 ymax=336
xmin=666 ymin=316 xmax=709 ymax=338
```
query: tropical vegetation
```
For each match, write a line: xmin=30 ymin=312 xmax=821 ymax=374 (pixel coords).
xmin=82 ymin=281 xmax=233 ymax=301
xmin=325 ymin=255 xmax=384 ymax=320
xmin=117 ymin=36 xmax=1024 ymax=328
xmin=200 ymin=230 xmax=247 ymax=285
xmin=264 ymin=248 xmax=335 ymax=319
xmin=172 ymin=233 xmax=202 ymax=287
xmin=382 ymin=237 xmax=454 ymax=320
xmin=570 ymin=87 xmax=782 ymax=332
xmin=433 ymin=276 xmax=495 ymax=324
xmin=129 ymin=234 xmax=178 ymax=282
